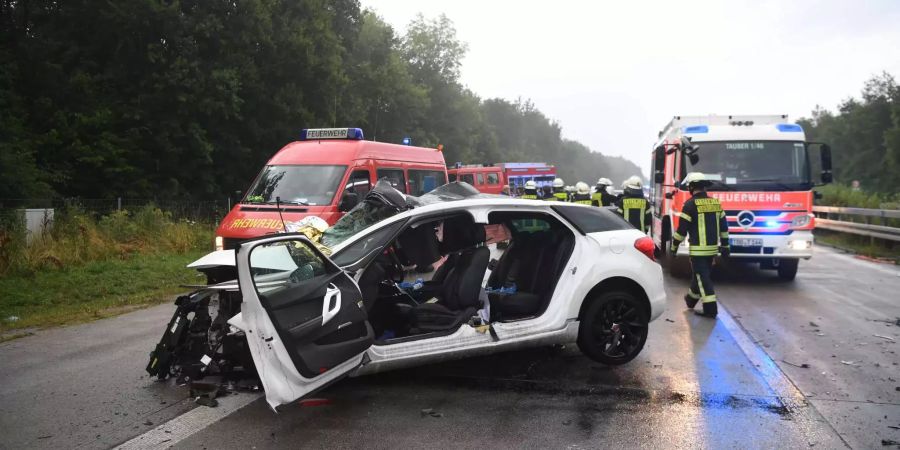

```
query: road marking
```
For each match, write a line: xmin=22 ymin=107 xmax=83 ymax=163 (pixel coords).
xmin=717 ymin=305 xmax=850 ymax=448
xmin=115 ymin=392 xmax=262 ymax=450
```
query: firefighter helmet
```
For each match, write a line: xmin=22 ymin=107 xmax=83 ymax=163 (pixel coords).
xmin=576 ymin=182 xmax=590 ymax=195
xmin=683 ymin=172 xmax=712 ymax=189
xmin=524 ymin=180 xmax=537 ymax=190
xmin=596 ymin=177 xmax=612 ymax=186
xmin=552 ymin=178 xmax=565 ymax=188
xmin=622 ymin=176 xmax=642 ymax=190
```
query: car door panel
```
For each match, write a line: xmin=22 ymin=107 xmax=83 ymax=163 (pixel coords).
xmin=236 ymin=234 xmax=373 ymax=409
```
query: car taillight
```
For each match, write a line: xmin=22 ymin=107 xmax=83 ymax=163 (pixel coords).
xmin=634 ymin=236 xmax=656 ymax=261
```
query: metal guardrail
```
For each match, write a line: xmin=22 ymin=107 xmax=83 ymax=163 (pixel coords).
xmin=812 ymin=206 xmax=900 ymax=242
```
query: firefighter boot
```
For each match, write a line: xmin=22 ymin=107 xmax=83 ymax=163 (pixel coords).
xmin=684 ymin=293 xmax=699 ymax=309
xmin=696 ymin=302 xmax=717 ymax=318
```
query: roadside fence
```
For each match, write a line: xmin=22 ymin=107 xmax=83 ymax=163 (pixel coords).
xmin=812 ymin=205 xmax=900 ymax=244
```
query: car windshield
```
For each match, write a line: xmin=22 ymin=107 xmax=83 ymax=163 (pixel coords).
xmin=687 ymin=141 xmax=811 ymax=191
xmin=244 ymin=165 xmax=347 ymax=206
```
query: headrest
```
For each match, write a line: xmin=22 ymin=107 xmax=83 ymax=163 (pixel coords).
xmin=397 ymin=224 xmax=441 ymax=267
xmin=441 ymin=216 xmax=485 ymax=253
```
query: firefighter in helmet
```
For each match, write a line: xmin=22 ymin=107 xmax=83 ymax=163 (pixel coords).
xmin=572 ymin=182 xmax=593 ymax=205
xmin=615 ymin=176 xmax=650 ymax=233
xmin=521 ymin=180 xmax=539 ymax=200
xmin=546 ymin=177 xmax=567 ymax=201
xmin=592 ymin=177 xmax=616 ymax=207
xmin=670 ymin=172 xmax=729 ymax=318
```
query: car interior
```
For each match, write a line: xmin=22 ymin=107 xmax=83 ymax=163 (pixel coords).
xmin=357 ymin=211 xmax=575 ymax=344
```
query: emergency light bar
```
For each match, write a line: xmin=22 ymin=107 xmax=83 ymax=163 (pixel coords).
xmin=776 ymin=124 xmax=803 ymax=132
xmin=301 ymin=128 xmax=364 ymax=140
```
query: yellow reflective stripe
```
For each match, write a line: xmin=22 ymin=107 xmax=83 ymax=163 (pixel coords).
xmin=702 ymin=294 xmax=717 ymax=303
xmin=698 ymin=212 xmax=707 ymax=247
xmin=543 ymin=197 xmax=559 ymax=201
xmin=687 ymin=291 xmax=700 ymax=299
xmin=522 ymin=194 xmax=537 ymax=199
xmin=673 ymin=232 xmax=684 ymax=241
xmin=679 ymin=213 xmax=692 ymax=222
xmin=696 ymin=274 xmax=706 ymax=297
xmin=575 ymin=199 xmax=592 ymax=205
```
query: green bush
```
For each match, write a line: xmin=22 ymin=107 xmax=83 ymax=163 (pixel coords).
xmin=814 ymin=184 xmax=900 ymax=209
xmin=0 ymin=205 xmax=212 ymax=277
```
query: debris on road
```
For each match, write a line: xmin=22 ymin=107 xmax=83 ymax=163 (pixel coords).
xmin=809 ymin=321 xmax=819 ymax=328
xmin=873 ymin=334 xmax=896 ymax=342
xmin=665 ymin=318 xmax=675 ymax=323
xmin=840 ymin=360 xmax=856 ymax=366
xmin=420 ymin=408 xmax=443 ymax=418
xmin=782 ymin=360 xmax=810 ymax=369
xmin=298 ymin=398 xmax=331 ymax=407
xmin=881 ymin=439 xmax=899 ymax=446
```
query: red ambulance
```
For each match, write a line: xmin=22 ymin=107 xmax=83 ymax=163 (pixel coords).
xmin=214 ymin=128 xmax=447 ymax=250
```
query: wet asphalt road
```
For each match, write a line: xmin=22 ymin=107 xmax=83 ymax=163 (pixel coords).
xmin=1 ymin=246 xmax=898 ymax=449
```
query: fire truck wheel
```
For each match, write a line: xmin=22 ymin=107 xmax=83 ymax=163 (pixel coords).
xmin=776 ymin=258 xmax=799 ymax=281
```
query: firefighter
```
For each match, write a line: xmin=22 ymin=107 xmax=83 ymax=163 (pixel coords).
xmin=615 ymin=176 xmax=650 ymax=233
xmin=592 ymin=177 xmax=616 ymax=207
xmin=565 ymin=185 xmax=575 ymax=201
xmin=670 ymin=172 xmax=729 ymax=318
xmin=572 ymin=182 xmax=593 ymax=205
xmin=546 ymin=178 xmax=567 ymax=201
xmin=521 ymin=180 xmax=539 ymax=200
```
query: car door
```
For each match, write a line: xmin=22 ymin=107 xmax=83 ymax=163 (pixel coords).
xmin=234 ymin=234 xmax=373 ymax=409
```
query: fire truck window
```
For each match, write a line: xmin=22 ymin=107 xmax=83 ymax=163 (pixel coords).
xmin=408 ymin=169 xmax=447 ymax=196
xmin=477 ymin=173 xmax=485 ymax=185
xmin=377 ymin=168 xmax=406 ymax=193
xmin=486 ymin=172 xmax=500 ymax=184
xmin=461 ymin=174 xmax=475 ymax=185
xmin=449 ymin=173 xmax=457 ymax=182
xmin=345 ymin=170 xmax=371 ymax=197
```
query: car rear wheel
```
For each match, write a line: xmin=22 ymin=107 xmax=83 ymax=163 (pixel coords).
xmin=577 ymin=291 xmax=649 ymax=365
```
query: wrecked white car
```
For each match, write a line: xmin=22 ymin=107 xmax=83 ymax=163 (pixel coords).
xmin=147 ymin=182 xmax=666 ymax=409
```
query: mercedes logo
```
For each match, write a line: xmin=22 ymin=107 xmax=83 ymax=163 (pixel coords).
xmin=736 ymin=210 xmax=756 ymax=230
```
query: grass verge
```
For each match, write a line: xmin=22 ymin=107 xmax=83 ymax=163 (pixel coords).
xmin=0 ymin=250 xmax=207 ymax=337
xmin=815 ymin=231 xmax=900 ymax=263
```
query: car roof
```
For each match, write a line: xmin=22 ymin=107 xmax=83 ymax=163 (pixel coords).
xmin=268 ymin=140 xmax=446 ymax=166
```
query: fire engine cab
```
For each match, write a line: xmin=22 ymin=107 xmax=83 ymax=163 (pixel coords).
xmin=214 ymin=128 xmax=447 ymax=250
xmin=650 ymin=115 xmax=833 ymax=280
xmin=449 ymin=163 xmax=557 ymax=196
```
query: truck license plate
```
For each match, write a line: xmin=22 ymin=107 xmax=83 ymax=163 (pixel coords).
xmin=731 ymin=238 xmax=763 ymax=247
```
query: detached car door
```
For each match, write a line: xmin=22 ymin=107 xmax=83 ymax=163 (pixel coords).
xmin=235 ymin=234 xmax=373 ymax=409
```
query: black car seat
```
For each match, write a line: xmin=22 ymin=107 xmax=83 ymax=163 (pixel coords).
xmin=411 ymin=221 xmax=489 ymax=332
xmin=489 ymin=229 xmax=571 ymax=320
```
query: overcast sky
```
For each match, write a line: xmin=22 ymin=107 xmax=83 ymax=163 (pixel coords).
xmin=361 ymin=0 xmax=900 ymax=175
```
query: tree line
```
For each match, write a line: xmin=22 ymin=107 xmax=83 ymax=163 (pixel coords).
xmin=0 ymin=0 xmax=642 ymax=201
xmin=799 ymin=72 xmax=900 ymax=194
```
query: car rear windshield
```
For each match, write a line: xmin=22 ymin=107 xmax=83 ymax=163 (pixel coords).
xmin=552 ymin=205 xmax=632 ymax=234
xmin=245 ymin=165 xmax=346 ymax=206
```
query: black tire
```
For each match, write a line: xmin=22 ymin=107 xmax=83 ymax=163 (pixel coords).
xmin=776 ymin=258 xmax=799 ymax=281
xmin=577 ymin=291 xmax=649 ymax=365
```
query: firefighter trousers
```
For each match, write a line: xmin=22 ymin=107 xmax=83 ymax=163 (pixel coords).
xmin=687 ymin=256 xmax=717 ymax=316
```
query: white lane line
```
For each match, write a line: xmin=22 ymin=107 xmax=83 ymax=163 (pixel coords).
xmin=115 ymin=392 xmax=262 ymax=450
xmin=717 ymin=305 xmax=850 ymax=448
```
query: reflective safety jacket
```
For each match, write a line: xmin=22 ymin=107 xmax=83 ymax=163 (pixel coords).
xmin=521 ymin=191 xmax=538 ymax=200
xmin=545 ymin=191 xmax=568 ymax=201
xmin=672 ymin=192 xmax=729 ymax=256
xmin=572 ymin=193 xmax=592 ymax=205
xmin=591 ymin=190 xmax=616 ymax=207
xmin=615 ymin=188 xmax=651 ymax=233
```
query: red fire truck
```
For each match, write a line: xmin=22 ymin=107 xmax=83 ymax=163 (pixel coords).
xmin=448 ymin=163 xmax=557 ymax=196
xmin=650 ymin=115 xmax=833 ymax=280
xmin=214 ymin=128 xmax=447 ymax=250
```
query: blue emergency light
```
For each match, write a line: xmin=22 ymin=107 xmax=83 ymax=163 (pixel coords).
xmin=683 ymin=125 xmax=709 ymax=134
xmin=776 ymin=124 xmax=803 ymax=133
xmin=300 ymin=128 xmax=364 ymax=140
xmin=765 ymin=220 xmax=779 ymax=227
xmin=402 ymin=137 xmax=412 ymax=145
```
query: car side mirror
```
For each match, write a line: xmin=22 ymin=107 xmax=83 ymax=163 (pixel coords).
xmin=654 ymin=171 xmax=664 ymax=184
xmin=688 ymin=153 xmax=699 ymax=165
xmin=665 ymin=191 xmax=675 ymax=199
xmin=820 ymin=143 xmax=833 ymax=184
xmin=338 ymin=192 xmax=359 ymax=212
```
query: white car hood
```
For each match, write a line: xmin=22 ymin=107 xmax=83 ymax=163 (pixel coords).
xmin=187 ymin=249 xmax=235 ymax=269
